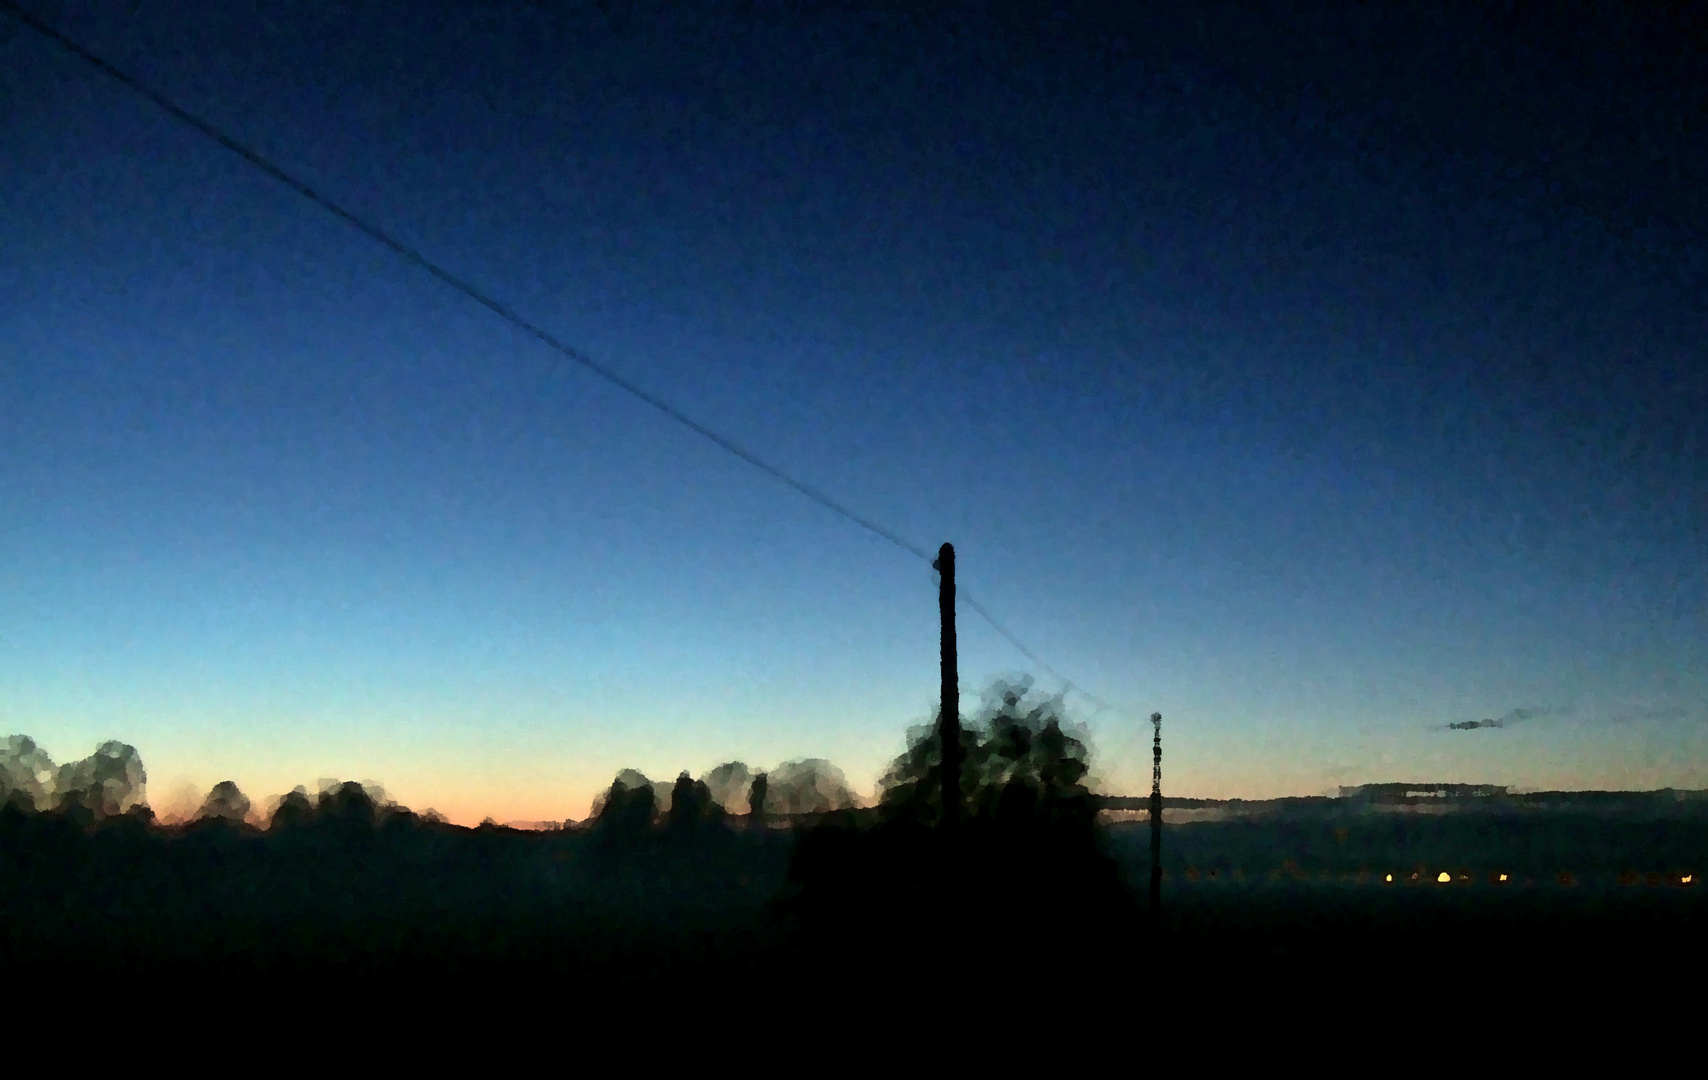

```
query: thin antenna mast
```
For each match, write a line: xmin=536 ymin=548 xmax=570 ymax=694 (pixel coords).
xmin=1150 ymin=711 xmax=1163 ymax=917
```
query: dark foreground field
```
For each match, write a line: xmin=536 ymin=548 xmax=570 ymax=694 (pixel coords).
xmin=4 ymin=805 xmax=1702 ymax=1005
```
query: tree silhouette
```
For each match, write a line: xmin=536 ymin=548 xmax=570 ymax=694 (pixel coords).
xmin=196 ymin=780 xmax=252 ymax=823
xmin=748 ymin=772 xmax=769 ymax=829
xmin=269 ymin=788 xmax=313 ymax=830
xmin=765 ymin=759 xmax=857 ymax=817
xmin=779 ymin=676 xmax=1136 ymax=984
xmin=592 ymin=771 xmax=658 ymax=838
xmin=703 ymin=761 xmax=752 ymax=814
xmin=50 ymin=740 xmax=146 ymax=819
xmin=1 ymin=735 xmax=56 ymax=811
xmin=317 ymin=781 xmax=379 ymax=828
xmin=877 ymin=677 xmax=1098 ymax=829
xmin=664 ymin=771 xmax=724 ymax=836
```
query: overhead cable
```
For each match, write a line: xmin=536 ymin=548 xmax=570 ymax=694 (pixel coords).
xmin=6 ymin=0 xmax=1128 ymax=719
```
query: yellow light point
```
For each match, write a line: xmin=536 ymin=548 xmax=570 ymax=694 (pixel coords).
xmin=1437 ymin=871 xmax=1451 ymax=883
xmin=1499 ymin=873 xmax=1508 ymax=882
xmin=1385 ymin=874 xmax=1393 ymax=883
xmin=1686 ymin=875 xmax=1695 ymax=885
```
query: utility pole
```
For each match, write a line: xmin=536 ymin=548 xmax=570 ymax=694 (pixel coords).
xmin=1150 ymin=711 xmax=1163 ymax=918
xmin=934 ymin=543 xmax=959 ymax=830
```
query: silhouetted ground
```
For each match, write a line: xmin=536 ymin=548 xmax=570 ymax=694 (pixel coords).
xmin=5 ymin=771 xmax=1704 ymax=1013
xmin=0 ymin=794 xmax=795 ymax=999
xmin=772 ymin=812 xmax=1142 ymax=996
xmin=1114 ymin=817 xmax=1705 ymax=999
xmin=6 ymin=808 xmax=1700 ymax=1005
xmin=1156 ymin=884 xmax=1703 ymax=985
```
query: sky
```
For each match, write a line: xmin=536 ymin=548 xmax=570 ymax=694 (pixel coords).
xmin=2 ymin=1 xmax=1705 ymax=825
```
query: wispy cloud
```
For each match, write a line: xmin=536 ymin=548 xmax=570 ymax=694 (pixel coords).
xmin=1435 ymin=701 xmax=1696 ymax=733
xmin=1607 ymin=706 xmax=1691 ymax=723
xmin=1443 ymin=706 xmax=1554 ymax=732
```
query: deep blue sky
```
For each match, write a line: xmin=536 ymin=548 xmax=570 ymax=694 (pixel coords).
xmin=3 ymin=2 xmax=1704 ymax=822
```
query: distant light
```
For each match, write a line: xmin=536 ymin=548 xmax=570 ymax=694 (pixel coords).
xmin=1385 ymin=874 xmax=1393 ymax=883
xmin=1499 ymin=873 xmax=1508 ymax=882
xmin=1686 ymin=874 xmax=1695 ymax=885
xmin=1437 ymin=871 xmax=1451 ymax=883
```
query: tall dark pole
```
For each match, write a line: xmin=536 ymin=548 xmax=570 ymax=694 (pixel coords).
xmin=1150 ymin=712 xmax=1163 ymax=918
xmin=935 ymin=543 xmax=959 ymax=830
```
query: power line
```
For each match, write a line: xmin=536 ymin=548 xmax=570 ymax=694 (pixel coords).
xmin=1 ymin=1 xmax=933 ymax=565
xmin=956 ymin=591 xmax=1117 ymax=715
xmin=6 ymin=0 xmax=1128 ymax=720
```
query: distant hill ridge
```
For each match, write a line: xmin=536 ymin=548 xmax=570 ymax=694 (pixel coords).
xmin=1097 ymin=786 xmax=1708 ymax=816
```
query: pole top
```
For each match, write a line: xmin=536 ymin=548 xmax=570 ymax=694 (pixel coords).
xmin=933 ymin=542 xmax=954 ymax=571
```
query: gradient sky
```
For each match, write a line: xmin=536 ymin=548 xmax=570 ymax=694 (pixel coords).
xmin=3 ymin=2 xmax=1705 ymax=825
